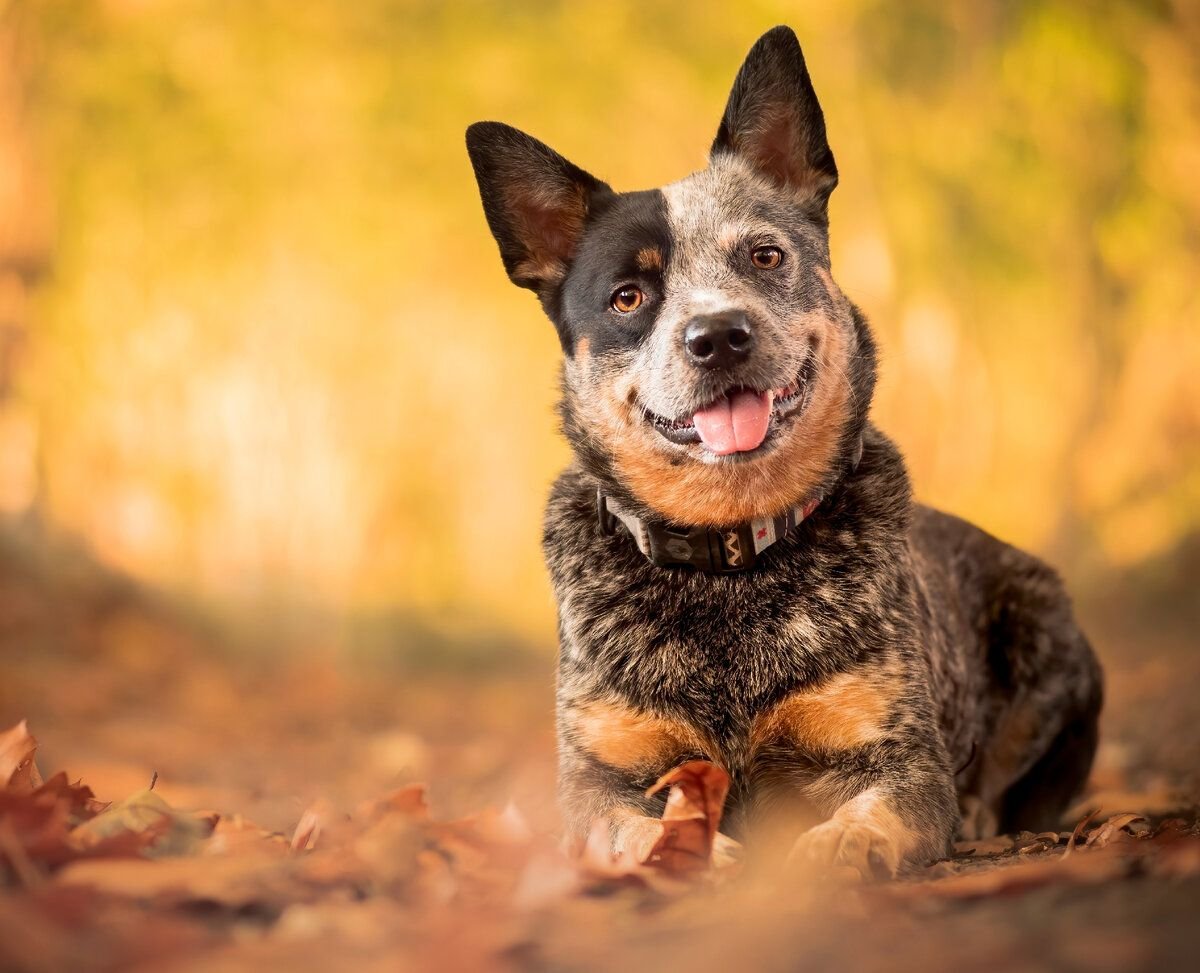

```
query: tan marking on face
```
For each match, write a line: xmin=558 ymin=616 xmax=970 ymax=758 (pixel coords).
xmin=568 ymin=698 xmax=710 ymax=772
xmin=593 ymin=311 xmax=855 ymax=526
xmin=573 ymin=336 xmax=590 ymax=359
xmin=751 ymin=671 xmax=893 ymax=755
xmin=635 ymin=247 xmax=663 ymax=272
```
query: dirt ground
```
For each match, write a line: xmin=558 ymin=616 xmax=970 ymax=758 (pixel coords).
xmin=1 ymin=528 xmax=1198 ymax=972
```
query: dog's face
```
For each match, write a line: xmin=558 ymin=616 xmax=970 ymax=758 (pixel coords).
xmin=467 ymin=27 xmax=875 ymax=526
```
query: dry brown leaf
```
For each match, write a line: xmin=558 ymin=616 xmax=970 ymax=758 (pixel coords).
xmin=1014 ymin=831 xmax=1061 ymax=854
xmin=570 ymin=762 xmax=737 ymax=892
xmin=70 ymin=789 xmax=216 ymax=858
xmin=0 ymin=768 xmax=129 ymax=881
xmin=1065 ymin=807 xmax=1102 ymax=854
xmin=640 ymin=761 xmax=731 ymax=875
xmin=290 ymin=799 xmax=336 ymax=853
xmin=1085 ymin=812 xmax=1149 ymax=848
xmin=0 ymin=720 xmax=43 ymax=792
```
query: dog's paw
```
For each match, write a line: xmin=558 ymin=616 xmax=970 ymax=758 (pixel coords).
xmin=600 ymin=812 xmax=666 ymax=864
xmin=788 ymin=816 xmax=903 ymax=881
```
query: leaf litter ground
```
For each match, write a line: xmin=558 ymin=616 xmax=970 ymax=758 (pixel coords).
xmin=1 ymin=572 xmax=1198 ymax=971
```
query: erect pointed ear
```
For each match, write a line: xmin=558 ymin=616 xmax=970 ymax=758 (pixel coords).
xmin=711 ymin=26 xmax=838 ymax=213
xmin=466 ymin=121 xmax=611 ymax=292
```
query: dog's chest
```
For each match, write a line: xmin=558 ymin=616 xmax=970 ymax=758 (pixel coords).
xmin=565 ymin=659 xmax=900 ymax=782
xmin=555 ymin=531 xmax=903 ymax=738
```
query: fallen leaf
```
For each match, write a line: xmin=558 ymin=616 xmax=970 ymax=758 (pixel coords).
xmin=1014 ymin=831 xmax=1061 ymax=854
xmin=1065 ymin=807 xmax=1101 ymax=855
xmin=641 ymin=761 xmax=731 ymax=875
xmin=290 ymin=799 xmax=336 ymax=853
xmin=1085 ymin=813 xmax=1149 ymax=848
xmin=70 ymin=789 xmax=216 ymax=858
xmin=0 ymin=720 xmax=43 ymax=792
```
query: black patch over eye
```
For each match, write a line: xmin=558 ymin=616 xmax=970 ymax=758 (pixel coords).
xmin=610 ymin=286 xmax=644 ymax=313
xmin=751 ymin=246 xmax=784 ymax=269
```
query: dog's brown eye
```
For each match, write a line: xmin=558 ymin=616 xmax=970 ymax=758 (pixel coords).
xmin=611 ymin=286 xmax=644 ymax=313
xmin=751 ymin=246 xmax=783 ymax=269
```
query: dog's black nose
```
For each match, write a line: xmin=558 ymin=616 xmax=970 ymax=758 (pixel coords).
xmin=684 ymin=313 xmax=754 ymax=370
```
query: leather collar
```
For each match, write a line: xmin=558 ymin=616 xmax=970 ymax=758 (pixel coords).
xmin=596 ymin=436 xmax=863 ymax=574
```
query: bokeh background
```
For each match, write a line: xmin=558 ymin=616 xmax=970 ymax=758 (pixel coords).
xmin=1 ymin=0 xmax=1198 ymax=822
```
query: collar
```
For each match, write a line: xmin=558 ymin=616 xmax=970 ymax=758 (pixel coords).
xmin=595 ymin=435 xmax=863 ymax=574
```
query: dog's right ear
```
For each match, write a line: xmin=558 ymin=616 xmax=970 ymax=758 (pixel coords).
xmin=711 ymin=26 xmax=838 ymax=215
xmin=466 ymin=122 xmax=611 ymax=293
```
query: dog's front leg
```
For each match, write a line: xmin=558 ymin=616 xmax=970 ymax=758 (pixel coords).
xmin=556 ymin=690 xmax=728 ymax=861
xmin=556 ymin=746 xmax=668 ymax=860
xmin=789 ymin=738 xmax=957 ymax=879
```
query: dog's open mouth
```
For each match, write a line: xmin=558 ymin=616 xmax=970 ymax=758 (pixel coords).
xmin=646 ymin=357 xmax=815 ymax=455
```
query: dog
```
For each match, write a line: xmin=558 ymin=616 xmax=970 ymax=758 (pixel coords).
xmin=465 ymin=26 xmax=1102 ymax=877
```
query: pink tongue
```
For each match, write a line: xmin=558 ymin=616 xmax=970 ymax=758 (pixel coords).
xmin=692 ymin=389 xmax=772 ymax=455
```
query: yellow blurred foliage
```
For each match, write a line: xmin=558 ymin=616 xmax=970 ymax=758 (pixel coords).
xmin=3 ymin=0 xmax=1198 ymax=640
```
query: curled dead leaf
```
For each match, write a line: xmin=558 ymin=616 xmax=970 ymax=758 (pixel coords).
xmin=0 ymin=720 xmax=43 ymax=792
xmin=70 ymin=789 xmax=216 ymax=858
xmin=1085 ymin=813 xmax=1149 ymax=848
xmin=290 ymin=799 xmax=335 ymax=853
xmin=1065 ymin=807 xmax=1101 ymax=855
xmin=641 ymin=761 xmax=732 ymax=875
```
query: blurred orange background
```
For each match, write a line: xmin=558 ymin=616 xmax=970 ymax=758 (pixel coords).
xmin=1 ymin=7 xmax=1199 ymax=969
xmin=2 ymin=0 xmax=1198 ymax=650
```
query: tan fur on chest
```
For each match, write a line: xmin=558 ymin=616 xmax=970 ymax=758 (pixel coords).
xmin=751 ymin=671 xmax=894 ymax=754
xmin=567 ymin=698 xmax=711 ymax=772
xmin=566 ymin=671 xmax=895 ymax=776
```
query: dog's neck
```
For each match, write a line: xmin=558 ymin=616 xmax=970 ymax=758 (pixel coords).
xmin=596 ymin=435 xmax=864 ymax=574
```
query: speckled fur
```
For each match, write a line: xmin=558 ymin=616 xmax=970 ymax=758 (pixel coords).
xmin=467 ymin=26 xmax=1102 ymax=875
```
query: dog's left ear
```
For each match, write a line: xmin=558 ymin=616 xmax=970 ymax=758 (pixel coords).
xmin=711 ymin=26 xmax=838 ymax=214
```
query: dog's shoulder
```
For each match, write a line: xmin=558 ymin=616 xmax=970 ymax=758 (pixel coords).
xmin=542 ymin=462 xmax=607 ymax=569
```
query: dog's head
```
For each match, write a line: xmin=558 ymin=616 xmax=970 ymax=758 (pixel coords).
xmin=467 ymin=26 xmax=876 ymax=527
